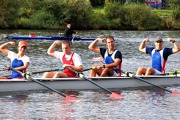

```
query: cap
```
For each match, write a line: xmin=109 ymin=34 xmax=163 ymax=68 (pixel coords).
xmin=18 ymin=41 xmax=27 ymax=47
xmin=155 ymin=36 xmax=163 ymax=42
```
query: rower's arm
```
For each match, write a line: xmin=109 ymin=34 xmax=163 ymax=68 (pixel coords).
xmin=139 ymin=38 xmax=149 ymax=53
xmin=172 ymin=41 xmax=180 ymax=53
xmin=69 ymin=53 xmax=83 ymax=72
xmin=47 ymin=41 xmax=60 ymax=57
xmin=104 ymin=58 xmax=121 ymax=68
xmin=88 ymin=38 xmax=104 ymax=54
xmin=172 ymin=41 xmax=179 ymax=53
xmin=167 ymin=38 xmax=179 ymax=53
xmin=14 ymin=62 xmax=29 ymax=71
xmin=0 ymin=42 xmax=15 ymax=56
xmin=71 ymin=65 xmax=83 ymax=72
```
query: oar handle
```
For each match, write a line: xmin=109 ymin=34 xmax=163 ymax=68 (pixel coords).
xmin=31 ymin=68 xmax=61 ymax=74
xmin=121 ymin=70 xmax=176 ymax=94
xmin=83 ymin=68 xmax=92 ymax=71
xmin=10 ymin=67 xmax=67 ymax=98
xmin=168 ymin=71 xmax=180 ymax=75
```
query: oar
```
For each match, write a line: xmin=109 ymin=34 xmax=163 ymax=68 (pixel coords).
xmin=0 ymin=65 xmax=11 ymax=71
xmin=67 ymin=67 xmax=123 ymax=99
xmin=121 ymin=70 xmax=180 ymax=95
xmin=93 ymin=57 xmax=103 ymax=62
xmin=164 ymin=71 xmax=180 ymax=75
xmin=83 ymin=68 xmax=93 ymax=71
xmin=91 ymin=57 xmax=180 ymax=95
xmin=29 ymin=33 xmax=36 ymax=37
xmin=31 ymin=67 xmax=92 ymax=75
xmin=4 ymin=68 xmax=62 ymax=76
xmin=71 ymin=34 xmax=76 ymax=43
xmin=10 ymin=67 xmax=77 ymax=101
xmin=147 ymin=71 xmax=180 ymax=76
xmin=0 ymin=68 xmax=6 ymax=71
xmin=30 ymin=68 xmax=60 ymax=74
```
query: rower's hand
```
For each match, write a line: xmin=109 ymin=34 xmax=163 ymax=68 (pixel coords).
xmin=54 ymin=40 xmax=61 ymax=46
xmin=97 ymin=38 xmax=106 ymax=43
xmin=143 ymin=38 xmax=150 ymax=42
xmin=9 ymin=42 xmax=15 ymax=46
xmin=92 ymin=65 xmax=102 ymax=70
xmin=5 ymin=65 xmax=11 ymax=71
xmin=167 ymin=38 xmax=174 ymax=43
xmin=62 ymin=64 xmax=72 ymax=68
xmin=23 ymin=71 xmax=30 ymax=80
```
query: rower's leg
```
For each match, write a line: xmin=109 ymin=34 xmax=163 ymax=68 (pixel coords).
xmin=100 ymin=68 xmax=113 ymax=77
xmin=136 ymin=67 xmax=147 ymax=75
xmin=90 ymin=65 xmax=103 ymax=77
xmin=145 ymin=68 xmax=156 ymax=76
xmin=53 ymin=72 xmax=68 ymax=78
xmin=42 ymin=72 xmax=55 ymax=78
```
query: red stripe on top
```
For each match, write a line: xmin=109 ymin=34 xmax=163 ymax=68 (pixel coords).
xmin=161 ymin=60 xmax=166 ymax=73
xmin=62 ymin=52 xmax=76 ymax=77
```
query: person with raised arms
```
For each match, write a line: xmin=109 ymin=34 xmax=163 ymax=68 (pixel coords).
xmin=42 ymin=40 xmax=83 ymax=78
xmin=88 ymin=36 xmax=122 ymax=77
xmin=0 ymin=41 xmax=30 ymax=79
xmin=136 ymin=36 xmax=179 ymax=76
xmin=64 ymin=24 xmax=76 ymax=38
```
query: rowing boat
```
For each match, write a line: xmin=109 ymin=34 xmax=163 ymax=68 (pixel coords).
xmin=0 ymin=75 xmax=179 ymax=92
xmin=5 ymin=36 xmax=95 ymax=41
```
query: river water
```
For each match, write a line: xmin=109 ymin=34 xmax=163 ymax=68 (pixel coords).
xmin=0 ymin=30 xmax=180 ymax=120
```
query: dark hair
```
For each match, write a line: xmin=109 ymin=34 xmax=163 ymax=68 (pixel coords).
xmin=62 ymin=41 xmax=72 ymax=47
xmin=105 ymin=36 xmax=115 ymax=42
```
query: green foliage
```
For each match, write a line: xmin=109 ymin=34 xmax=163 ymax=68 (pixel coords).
xmin=126 ymin=0 xmax=146 ymax=4
xmin=65 ymin=0 xmax=93 ymax=29
xmin=172 ymin=6 xmax=180 ymax=20
xmin=120 ymin=4 xmax=162 ymax=30
xmin=0 ymin=0 xmax=179 ymax=30
xmin=153 ymin=9 xmax=173 ymax=17
xmin=164 ymin=16 xmax=176 ymax=29
xmin=168 ymin=0 xmax=180 ymax=20
xmin=0 ymin=0 xmax=20 ymax=28
xmin=103 ymin=3 xmax=162 ymax=30
xmin=42 ymin=0 xmax=68 ymax=24
xmin=89 ymin=9 xmax=112 ymax=29
xmin=90 ymin=0 xmax=105 ymax=7
xmin=104 ymin=2 xmax=122 ymax=19
xmin=169 ymin=0 xmax=180 ymax=8
xmin=20 ymin=10 xmax=58 ymax=29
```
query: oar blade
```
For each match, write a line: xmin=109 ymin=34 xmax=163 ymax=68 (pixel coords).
xmin=93 ymin=57 xmax=103 ymax=62
xmin=110 ymin=92 xmax=124 ymax=99
xmin=171 ymin=91 xmax=180 ymax=95
xmin=64 ymin=96 xmax=78 ymax=101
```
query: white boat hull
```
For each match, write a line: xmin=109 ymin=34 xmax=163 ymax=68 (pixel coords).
xmin=0 ymin=76 xmax=179 ymax=92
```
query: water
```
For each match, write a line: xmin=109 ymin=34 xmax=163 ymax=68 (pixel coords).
xmin=0 ymin=30 xmax=180 ymax=120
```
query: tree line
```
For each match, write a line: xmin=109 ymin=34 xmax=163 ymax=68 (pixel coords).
xmin=0 ymin=0 xmax=180 ymax=30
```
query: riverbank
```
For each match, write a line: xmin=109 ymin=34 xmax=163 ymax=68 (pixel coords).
xmin=1 ymin=1 xmax=180 ymax=30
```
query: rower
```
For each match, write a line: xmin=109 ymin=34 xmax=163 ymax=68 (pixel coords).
xmin=63 ymin=23 xmax=76 ymax=39
xmin=0 ymin=41 xmax=30 ymax=79
xmin=88 ymin=36 xmax=122 ymax=77
xmin=136 ymin=37 xmax=180 ymax=76
xmin=42 ymin=40 xmax=83 ymax=78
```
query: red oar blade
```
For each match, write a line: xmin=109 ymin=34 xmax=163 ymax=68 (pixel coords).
xmin=64 ymin=96 xmax=78 ymax=101
xmin=93 ymin=57 xmax=103 ymax=62
xmin=110 ymin=92 xmax=124 ymax=99
xmin=171 ymin=91 xmax=180 ymax=95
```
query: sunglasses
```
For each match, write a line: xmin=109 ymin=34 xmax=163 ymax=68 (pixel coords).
xmin=156 ymin=41 xmax=162 ymax=43
xmin=21 ymin=46 xmax=27 ymax=49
